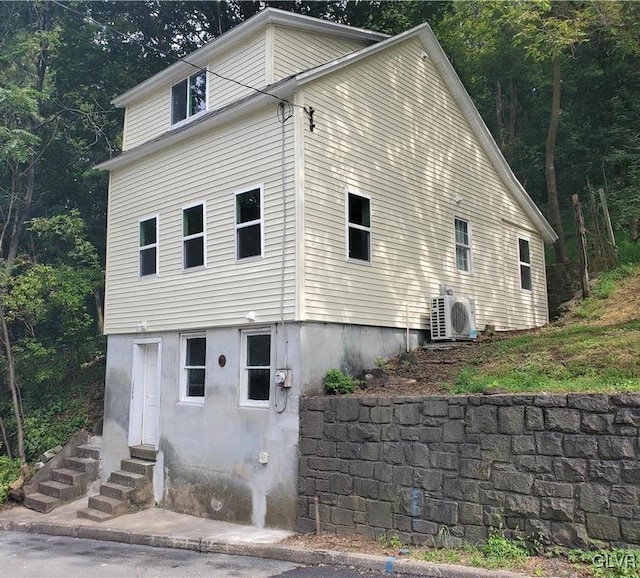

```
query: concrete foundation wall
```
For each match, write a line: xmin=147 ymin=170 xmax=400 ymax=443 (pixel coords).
xmin=298 ymin=393 xmax=640 ymax=549
xmin=103 ymin=321 xmax=417 ymax=529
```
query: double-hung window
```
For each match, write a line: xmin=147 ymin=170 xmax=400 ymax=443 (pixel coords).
xmin=347 ymin=192 xmax=371 ymax=262
xmin=519 ymin=238 xmax=532 ymax=291
xmin=183 ymin=203 xmax=205 ymax=269
xmin=235 ymin=187 xmax=263 ymax=260
xmin=181 ymin=334 xmax=206 ymax=401
xmin=171 ymin=71 xmax=207 ymax=125
xmin=454 ymin=218 xmax=472 ymax=272
xmin=139 ymin=217 xmax=158 ymax=276
xmin=241 ymin=330 xmax=271 ymax=406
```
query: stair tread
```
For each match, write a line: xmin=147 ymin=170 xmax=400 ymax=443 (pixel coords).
xmin=77 ymin=508 xmax=114 ymax=522
xmin=39 ymin=479 xmax=73 ymax=490
xmin=102 ymin=482 xmax=132 ymax=491
xmin=123 ymin=458 xmax=154 ymax=465
xmin=25 ymin=492 xmax=58 ymax=504
xmin=52 ymin=468 xmax=85 ymax=477
xmin=90 ymin=494 xmax=122 ymax=506
xmin=113 ymin=470 xmax=145 ymax=479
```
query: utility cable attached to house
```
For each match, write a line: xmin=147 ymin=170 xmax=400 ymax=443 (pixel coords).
xmin=274 ymin=101 xmax=293 ymax=415
xmin=52 ymin=1 xmax=315 ymax=123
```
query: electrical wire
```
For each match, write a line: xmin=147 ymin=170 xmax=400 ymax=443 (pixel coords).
xmin=51 ymin=0 xmax=309 ymax=112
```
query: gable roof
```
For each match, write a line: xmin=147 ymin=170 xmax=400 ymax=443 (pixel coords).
xmin=98 ymin=14 xmax=557 ymax=244
xmin=112 ymin=7 xmax=388 ymax=108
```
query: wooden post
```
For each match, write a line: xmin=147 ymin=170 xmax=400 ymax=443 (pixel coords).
xmin=573 ymin=194 xmax=590 ymax=298
xmin=598 ymin=188 xmax=618 ymax=266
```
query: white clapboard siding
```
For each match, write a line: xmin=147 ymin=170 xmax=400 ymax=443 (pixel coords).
xmin=122 ymin=86 xmax=169 ymax=150
xmin=121 ymin=32 xmax=267 ymax=151
xmin=300 ymin=37 xmax=548 ymax=331
xmin=208 ymin=31 xmax=267 ymax=110
xmin=272 ymin=26 xmax=370 ymax=81
xmin=104 ymin=105 xmax=296 ymax=334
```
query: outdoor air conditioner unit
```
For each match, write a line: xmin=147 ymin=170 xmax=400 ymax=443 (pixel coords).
xmin=430 ymin=295 xmax=477 ymax=341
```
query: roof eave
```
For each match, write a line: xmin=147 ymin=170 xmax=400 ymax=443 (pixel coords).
xmin=112 ymin=8 xmax=387 ymax=108
xmin=97 ymin=77 xmax=298 ymax=171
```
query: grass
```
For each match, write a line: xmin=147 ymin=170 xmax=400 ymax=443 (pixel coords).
xmin=451 ymin=261 xmax=640 ymax=395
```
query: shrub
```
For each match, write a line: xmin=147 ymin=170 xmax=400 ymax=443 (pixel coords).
xmin=324 ymin=369 xmax=363 ymax=395
xmin=0 ymin=456 xmax=21 ymax=503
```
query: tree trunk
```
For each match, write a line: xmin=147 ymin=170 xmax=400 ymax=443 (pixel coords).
xmin=546 ymin=55 xmax=569 ymax=263
xmin=496 ymin=80 xmax=505 ymax=149
xmin=0 ymin=302 xmax=29 ymax=481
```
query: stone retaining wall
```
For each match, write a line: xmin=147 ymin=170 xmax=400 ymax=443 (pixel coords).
xmin=298 ymin=394 xmax=640 ymax=549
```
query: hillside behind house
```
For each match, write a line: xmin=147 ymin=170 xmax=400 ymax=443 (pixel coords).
xmin=357 ymin=264 xmax=640 ymax=397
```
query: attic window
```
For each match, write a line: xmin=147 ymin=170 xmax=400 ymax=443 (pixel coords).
xmin=171 ymin=71 xmax=207 ymax=125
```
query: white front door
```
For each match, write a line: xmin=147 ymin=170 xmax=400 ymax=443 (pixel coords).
xmin=130 ymin=340 xmax=161 ymax=448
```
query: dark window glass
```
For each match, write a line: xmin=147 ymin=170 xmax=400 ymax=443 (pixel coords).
xmin=349 ymin=228 xmax=370 ymax=261
xmin=247 ymin=334 xmax=270 ymax=402
xmin=236 ymin=189 xmax=261 ymax=224
xmin=184 ymin=237 xmax=204 ymax=269
xmin=189 ymin=72 xmax=207 ymax=116
xmin=519 ymin=239 xmax=530 ymax=264
xmin=183 ymin=205 xmax=204 ymax=236
xmin=171 ymin=80 xmax=187 ymax=124
xmin=248 ymin=369 xmax=270 ymax=401
xmin=520 ymin=265 xmax=532 ymax=291
xmin=348 ymin=194 xmax=370 ymax=227
xmin=187 ymin=337 xmax=206 ymax=366
xmin=237 ymin=224 xmax=261 ymax=259
xmin=140 ymin=247 xmax=156 ymax=276
xmin=140 ymin=218 xmax=157 ymax=246
xmin=247 ymin=334 xmax=270 ymax=366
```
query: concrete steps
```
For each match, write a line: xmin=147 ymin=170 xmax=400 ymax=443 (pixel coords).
xmin=23 ymin=435 xmax=101 ymax=514
xmin=77 ymin=446 xmax=156 ymax=523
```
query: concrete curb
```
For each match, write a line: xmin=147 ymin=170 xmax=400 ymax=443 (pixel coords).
xmin=1 ymin=520 xmax=532 ymax=578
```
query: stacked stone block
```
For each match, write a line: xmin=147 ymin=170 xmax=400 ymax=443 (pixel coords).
xmin=298 ymin=393 xmax=640 ymax=549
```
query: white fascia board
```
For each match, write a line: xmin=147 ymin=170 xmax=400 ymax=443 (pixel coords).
xmin=97 ymin=78 xmax=298 ymax=171
xmin=112 ymin=8 xmax=387 ymax=108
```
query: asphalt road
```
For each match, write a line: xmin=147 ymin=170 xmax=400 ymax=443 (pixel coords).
xmin=0 ymin=532 xmax=418 ymax=577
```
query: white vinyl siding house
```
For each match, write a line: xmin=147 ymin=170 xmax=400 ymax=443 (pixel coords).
xmin=97 ymin=8 xmax=556 ymax=531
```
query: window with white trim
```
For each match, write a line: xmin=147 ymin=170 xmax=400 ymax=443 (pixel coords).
xmin=171 ymin=71 xmax=207 ymax=125
xmin=235 ymin=187 xmax=262 ymax=260
xmin=347 ymin=192 xmax=370 ymax=262
xmin=519 ymin=238 xmax=532 ymax=291
xmin=241 ymin=330 xmax=271 ymax=406
xmin=183 ymin=203 xmax=205 ymax=269
xmin=454 ymin=217 xmax=472 ymax=272
xmin=181 ymin=334 xmax=206 ymax=401
xmin=139 ymin=217 xmax=157 ymax=276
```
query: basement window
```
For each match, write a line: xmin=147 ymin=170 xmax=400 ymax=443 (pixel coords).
xmin=519 ymin=238 xmax=532 ymax=291
xmin=181 ymin=334 xmax=206 ymax=401
xmin=241 ymin=330 xmax=271 ymax=407
xmin=171 ymin=71 xmax=207 ymax=125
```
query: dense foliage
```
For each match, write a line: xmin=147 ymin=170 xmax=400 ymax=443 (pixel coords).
xmin=0 ymin=1 xmax=638 ymax=472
